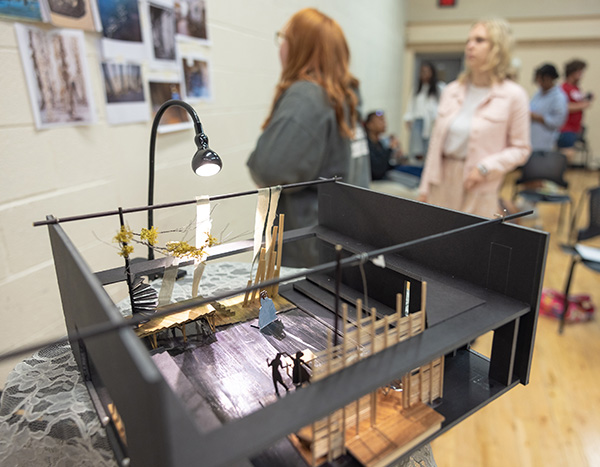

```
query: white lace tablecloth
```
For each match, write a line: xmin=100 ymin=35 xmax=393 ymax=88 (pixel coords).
xmin=0 ymin=262 xmax=436 ymax=467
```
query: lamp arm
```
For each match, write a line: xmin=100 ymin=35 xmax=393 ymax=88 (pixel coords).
xmin=148 ymin=99 xmax=205 ymax=261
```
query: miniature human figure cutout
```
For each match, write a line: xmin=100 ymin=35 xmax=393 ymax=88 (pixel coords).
xmin=258 ymin=290 xmax=277 ymax=330
xmin=292 ymin=351 xmax=311 ymax=388
xmin=267 ymin=352 xmax=289 ymax=396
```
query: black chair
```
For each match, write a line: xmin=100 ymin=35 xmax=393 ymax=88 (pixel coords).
xmin=573 ymin=126 xmax=591 ymax=168
xmin=513 ymin=151 xmax=572 ymax=232
xmin=559 ymin=186 xmax=600 ymax=333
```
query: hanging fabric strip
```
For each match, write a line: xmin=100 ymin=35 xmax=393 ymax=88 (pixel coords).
xmin=253 ymin=188 xmax=270 ymax=263
xmin=158 ymin=256 xmax=179 ymax=307
xmin=192 ymin=261 xmax=207 ymax=298
xmin=195 ymin=195 xmax=212 ymax=254
xmin=264 ymin=185 xmax=282 ymax=252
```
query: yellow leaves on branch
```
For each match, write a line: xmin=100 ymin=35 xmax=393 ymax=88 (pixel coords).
xmin=205 ymin=232 xmax=218 ymax=247
xmin=165 ymin=241 xmax=206 ymax=259
xmin=112 ymin=226 xmax=219 ymax=260
xmin=113 ymin=225 xmax=133 ymax=244
xmin=118 ymin=245 xmax=134 ymax=257
xmin=113 ymin=226 xmax=134 ymax=257
xmin=140 ymin=226 xmax=159 ymax=246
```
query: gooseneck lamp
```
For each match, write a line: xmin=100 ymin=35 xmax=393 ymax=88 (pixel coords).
xmin=147 ymin=99 xmax=222 ymax=261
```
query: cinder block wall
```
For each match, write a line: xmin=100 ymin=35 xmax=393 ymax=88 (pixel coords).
xmin=0 ymin=0 xmax=407 ymax=387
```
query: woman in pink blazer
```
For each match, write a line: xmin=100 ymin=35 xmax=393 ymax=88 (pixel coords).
xmin=418 ymin=19 xmax=530 ymax=218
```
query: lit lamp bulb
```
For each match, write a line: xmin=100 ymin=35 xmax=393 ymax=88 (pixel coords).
xmin=191 ymin=133 xmax=222 ymax=177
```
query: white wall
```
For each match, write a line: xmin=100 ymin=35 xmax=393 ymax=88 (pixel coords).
xmin=0 ymin=0 xmax=406 ymax=387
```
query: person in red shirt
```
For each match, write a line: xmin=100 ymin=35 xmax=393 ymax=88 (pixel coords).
xmin=557 ymin=59 xmax=593 ymax=159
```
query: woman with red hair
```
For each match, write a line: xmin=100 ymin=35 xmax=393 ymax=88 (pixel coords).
xmin=247 ymin=8 xmax=359 ymax=266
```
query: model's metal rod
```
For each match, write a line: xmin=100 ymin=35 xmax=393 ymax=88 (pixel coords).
xmin=33 ymin=177 xmax=341 ymax=227
xmin=2 ymin=209 xmax=532 ymax=363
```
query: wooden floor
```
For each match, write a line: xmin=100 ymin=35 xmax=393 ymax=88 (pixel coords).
xmin=431 ymin=168 xmax=600 ymax=467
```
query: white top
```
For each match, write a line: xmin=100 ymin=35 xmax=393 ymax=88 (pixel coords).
xmin=412 ymin=84 xmax=432 ymax=119
xmin=403 ymin=82 xmax=445 ymax=138
xmin=443 ymin=84 xmax=490 ymax=159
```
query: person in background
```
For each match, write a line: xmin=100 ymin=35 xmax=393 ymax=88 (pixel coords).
xmin=364 ymin=110 xmax=403 ymax=180
xmin=247 ymin=8 xmax=358 ymax=266
xmin=403 ymin=62 xmax=445 ymax=161
xmin=557 ymin=59 xmax=593 ymax=160
xmin=530 ymin=63 xmax=568 ymax=152
xmin=418 ymin=18 xmax=530 ymax=218
xmin=347 ymin=92 xmax=372 ymax=188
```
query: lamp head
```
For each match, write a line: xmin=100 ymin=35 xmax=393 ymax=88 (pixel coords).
xmin=191 ymin=133 xmax=222 ymax=177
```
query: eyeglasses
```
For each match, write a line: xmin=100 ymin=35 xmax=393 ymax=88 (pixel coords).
xmin=275 ymin=31 xmax=286 ymax=47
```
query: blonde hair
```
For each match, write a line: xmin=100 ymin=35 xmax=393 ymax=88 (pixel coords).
xmin=263 ymin=8 xmax=358 ymax=138
xmin=460 ymin=18 xmax=514 ymax=83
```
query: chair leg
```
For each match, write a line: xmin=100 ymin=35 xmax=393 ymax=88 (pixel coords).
xmin=558 ymin=203 xmax=565 ymax=233
xmin=568 ymin=195 xmax=586 ymax=244
xmin=559 ymin=257 xmax=579 ymax=334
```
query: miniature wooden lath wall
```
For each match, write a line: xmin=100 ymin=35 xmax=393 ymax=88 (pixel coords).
xmin=243 ymin=214 xmax=285 ymax=305
xmin=301 ymin=281 xmax=444 ymax=465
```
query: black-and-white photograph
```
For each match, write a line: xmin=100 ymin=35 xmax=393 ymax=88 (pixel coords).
xmin=174 ymin=0 xmax=208 ymax=43
xmin=150 ymin=3 xmax=176 ymax=61
xmin=15 ymin=23 xmax=95 ymax=129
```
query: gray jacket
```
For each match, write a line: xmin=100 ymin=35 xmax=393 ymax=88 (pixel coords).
xmin=247 ymin=81 xmax=351 ymax=265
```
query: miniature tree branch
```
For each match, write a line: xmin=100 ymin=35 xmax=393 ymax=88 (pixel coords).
xmin=112 ymin=226 xmax=219 ymax=261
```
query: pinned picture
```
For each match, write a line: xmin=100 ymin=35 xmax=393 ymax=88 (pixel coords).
xmin=180 ymin=54 xmax=211 ymax=101
xmin=0 ymin=0 xmax=45 ymax=21
xmin=174 ymin=0 xmax=208 ymax=44
xmin=101 ymin=61 xmax=149 ymax=125
xmin=41 ymin=0 xmax=101 ymax=31
xmin=97 ymin=0 xmax=145 ymax=60
xmin=15 ymin=23 xmax=95 ymax=129
xmin=147 ymin=0 xmax=177 ymax=67
xmin=148 ymin=80 xmax=192 ymax=133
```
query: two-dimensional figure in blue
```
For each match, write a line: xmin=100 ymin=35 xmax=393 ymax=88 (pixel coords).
xmin=258 ymin=290 xmax=277 ymax=330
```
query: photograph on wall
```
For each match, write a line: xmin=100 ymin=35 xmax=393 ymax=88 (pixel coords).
xmin=148 ymin=79 xmax=192 ymax=132
xmin=101 ymin=61 xmax=149 ymax=125
xmin=15 ymin=23 xmax=95 ymax=129
xmin=147 ymin=0 xmax=177 ymax=67
xmin=180 ymin=53 xmax=211 ymax=101
xmin=41 ymin=0 xmax=101 ymax=31
xmin=97 ymin=0 xmax=145 ymax=60
xmin=0 ymin=0 xmax=46 ymax=22
xmin=174 ymin=0 xmax=208 ymax=44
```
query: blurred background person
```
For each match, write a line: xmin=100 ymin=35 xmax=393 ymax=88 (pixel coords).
xmin=403 ymin=61 xmax=445 ymax=162
xmin=557 ymin=59 xmax=593 ymax=160
xmin=347 ymin=93 xmax=372 ymax=189
xmin=247 ymin=8 xmax=358 ymax=266
xmin=364 ymin=110 xmax=403 ymax=180
xmin=530 ymin=63 xmax=568 ymax=152
xmin=418 ymin=18 xmax=530 ymax=218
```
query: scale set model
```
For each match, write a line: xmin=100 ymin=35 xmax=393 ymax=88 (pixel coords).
xmin=23 ymin=100 xmax=548 ymax=466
